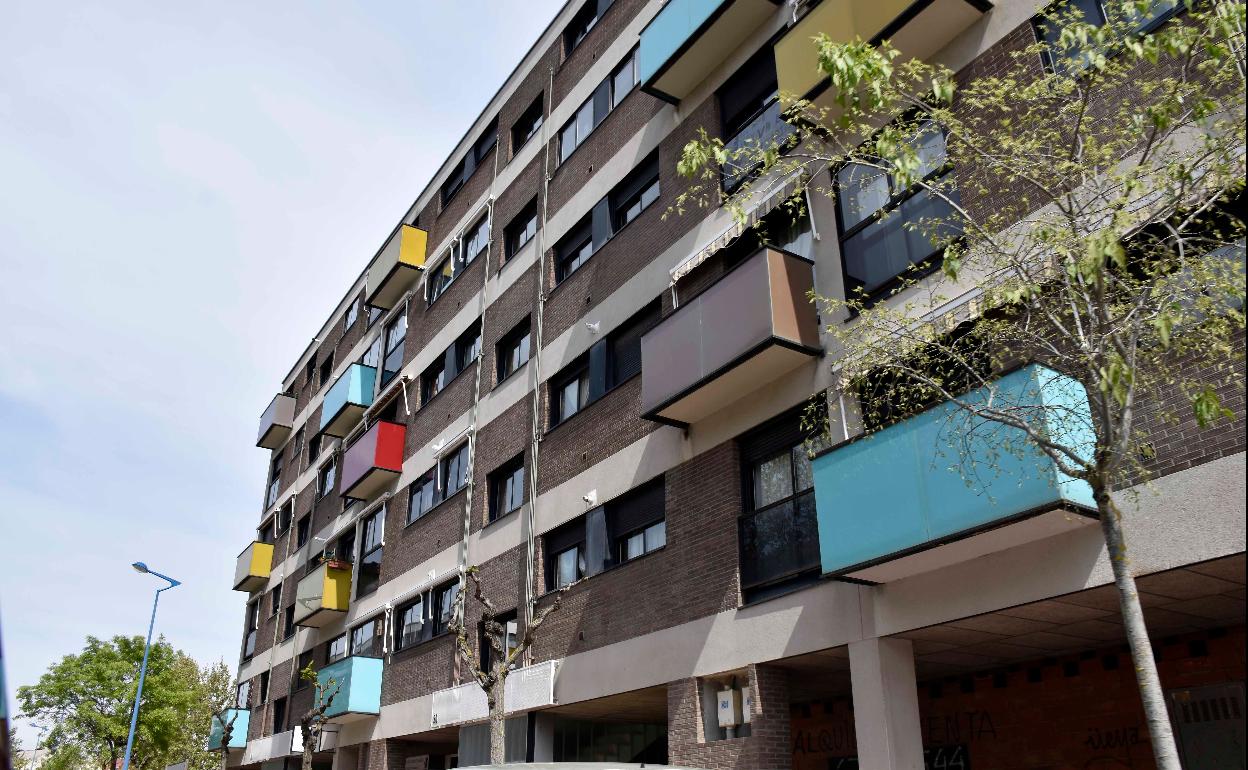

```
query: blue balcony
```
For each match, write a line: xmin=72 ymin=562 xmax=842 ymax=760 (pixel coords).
xmin=813 ymin=365 xmax=1097 ymax=582
xmin=639 ymin=0 xmax=781 ymax=103
xmin=318 ymin=655 xmax=383 ymax=723
xmin=320 ymin=363 xmax=377 ymax=438
xmin=207 ymin=709 xmax=249 ymax=750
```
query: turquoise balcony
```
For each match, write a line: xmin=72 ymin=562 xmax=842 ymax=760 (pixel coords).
xmin=207 ymin=709 xmax=249 ymax=750
xmin=318 ymin=655 xmax=383 ymax=723
xmin=813 ymin=365 xmax=1097 ymax=582
xmin=320 ymin=364 xmax=377 ymax=438
xmin=639 ymin=0 xmax=781 ymax=103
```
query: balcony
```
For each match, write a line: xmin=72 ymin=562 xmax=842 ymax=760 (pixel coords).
xmin=366 ymin=224 xmax=429 ymax=310
xmin=431 ymin=660 xmax=560 ymax=727
xmin=639 ymin=0 xmax=782 ymax=103
xmin=775 ymin=0 xmax=993 ymax=111
xmin=640 ymin=246 xmax=820 ymax=426
xmin=813 ymin=364 xmax=1097 ymax=583
xmin=257 ymin=393 xmax=295 ymax=449
xmin=320 ymin=363 xmax=377 ymax=438
xmin=341 ymin=420 xmax=406 ymax=501
xmin=317 ymin=655 xmax=383 ymax=723
xmin=233 ymin=541 xmax=275 ymax=592
xmin=206 ymin=709 xmax=250 ymax=751
xmin=294 ymin=560 xmax=352 ymax=628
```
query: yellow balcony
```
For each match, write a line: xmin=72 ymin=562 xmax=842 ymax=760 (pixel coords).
xmin=294 ymin=560 xmax=352 ymax=627
xmin=775 ymin=0 xmax=993 ymax=110
xmin=233 ymin=541 xmax=275 ymax=593
xmin=366 ymin=224 xmax=429 ymax=310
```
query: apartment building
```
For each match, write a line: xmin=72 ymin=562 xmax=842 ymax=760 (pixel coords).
xmin=212 ymin=0 xmax=1247 ymax=768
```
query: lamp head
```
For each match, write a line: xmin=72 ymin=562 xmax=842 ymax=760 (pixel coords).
xmin=132 ymin=562 xmax=149 ymax=574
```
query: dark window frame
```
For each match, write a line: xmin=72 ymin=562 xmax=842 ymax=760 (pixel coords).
xmin=441 ymin=119 xmax=499 ymax=206
xmin=421 ymin=320 xmax=483 ymax=404
xmin=295 ymin=514 xmax=311 ymax=548
xmin=349 ymin=615 xmax=385 ymax=658
xmin=272 ymin=696 xmax=286 ymax=733
xmin=1033 ymin=0 xmax=1183 ymax=75
xmin=504 ymin=200 xmax=539 ymax=262
xmin=496 ymin=317 xmax=532 ymax=384
xmin=317 ymin=459 xmax=336 ymax=499
xmin=407 ymin=470 xmax=438 ymax=525
xmin=441 ymin=442 xmax=471 ymax=499
xmin=558 ymin=46 xmax=637 ymax=165
xmin=610 ymin=153 xmax=660 ymax=231
xmin=511 ymin=94 xmax=545 ymax=155
xmin=488 ymin=454 xmax=526 ymax=523
xmin=356 ymin=508 xmax=385 ymax=598
xmin=547 ymin=301 xmax=660 ymax=428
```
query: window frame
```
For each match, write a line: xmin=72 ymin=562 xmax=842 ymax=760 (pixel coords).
xmin=610 ymin=153 xmax=660 ymax=231
xmin=1033 ymin=0 xmax=1183 ymax=75
xmin=326 ymin=633 xmax=348 ymax=664
xmin=317 ymin=459 xmax=336 ymax=500
xmin=488 ymin=454 xmax=526 ymax=523
xmin=550 ymin=358 xmax=590 ymax=426
xmin=441 ymin=441 xmax=471 ymax=499
xmin=407 ymin=470 xmax=438 ymax=525
xmin=295 ymin=514 xmax=311 ymax=548
xmin=343 ymin=297 xmax=360 ymax=330
xmin=557 ymin=46 xmax=637 ymax=164
xmin=496 ymin=317 xmax=532 ymax=384
xmin=394 ymin=593 xmax=427 ymax=651
xmin=356 ymin=508 xmax=385 ymax=598
xmin=511 ymin=94 xmax=544 ymax=155
xmin=554 ymin=218 xmax=594 ymax=283
xmin=350 ymin=615 xmax=385 ymax=658
xmin=504 ymin=200 xmax=539 ymax=262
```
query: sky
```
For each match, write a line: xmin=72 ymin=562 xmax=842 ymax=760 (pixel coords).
xmin=0 ymin=0 xmax=566 ymax=745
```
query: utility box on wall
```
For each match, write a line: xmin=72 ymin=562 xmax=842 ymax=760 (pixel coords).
xmin=717 ymin=688 xmax=743 ymax=727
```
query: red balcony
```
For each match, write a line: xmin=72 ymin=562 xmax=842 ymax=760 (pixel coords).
xmin=340 ymin=420 xmax=406 ymax=501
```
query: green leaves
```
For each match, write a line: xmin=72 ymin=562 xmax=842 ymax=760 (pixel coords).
xmin=816 ymin=35 xmax=899 ymax=115
xmin=1097 ymin=356 xmax=1135 ymax=408
xmin=1192 ymin=386 xmax=1233 ymax=428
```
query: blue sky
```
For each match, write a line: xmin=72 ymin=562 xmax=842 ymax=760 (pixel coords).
xmin=0 ymin=0 xmax=565 ymax=743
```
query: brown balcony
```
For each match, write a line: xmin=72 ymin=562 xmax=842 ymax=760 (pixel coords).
xmin=640 ymin=246 xmax=820 ymax=426
xmin=257 ymin=393 xmax=295 ymax=449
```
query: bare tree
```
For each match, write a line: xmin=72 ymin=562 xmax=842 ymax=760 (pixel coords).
xmin=449 ymin=566 xmax=573 ymax=765
xmin=208 ymin=683 xmax=240 ymax=770
xmin=295 ymin=665 xmax=341 ymax=770
xmin=675 ymin=2 xmax=1245 ymax=768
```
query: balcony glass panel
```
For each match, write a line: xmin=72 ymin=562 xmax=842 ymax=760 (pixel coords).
xmin=366 ymin=224 xmax=429 ymax=310
xmin=233 ymin=541 xmax=274 ymax=592
xmin=257 ymin=394 xmax=295 ymax=449
xmin=813 ymin=364 xmax=1096 ymax=579
xmin=294 ymin=561 xmax=352 ymax=627
xmin=340 ymin=421 xmax=406 ymax=501
xmin=207 ymin=709 xmax=250 ymax=750
xmin=320 ymin=364 xmax=378 ymax=437
xmin=317 ymin=655 xmax=383 ymax=722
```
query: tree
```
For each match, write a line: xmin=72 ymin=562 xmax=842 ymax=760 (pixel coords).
xmin=295 ymin=664 xmax=340 ymax=770
xmin=676 ymin=2 xmax=1245 ymax=768
xmin=448 ymin=566 xmax=573 ymax=765
xmin=191 ymin=665 xmax=238 ymax=770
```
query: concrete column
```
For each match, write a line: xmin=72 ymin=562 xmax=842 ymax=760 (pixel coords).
xmin=849 ymin=637 xmax=925 ymax=770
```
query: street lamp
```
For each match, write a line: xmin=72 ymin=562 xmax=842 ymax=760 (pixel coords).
xmin=121 ymin=562 xmax=180 ymax=770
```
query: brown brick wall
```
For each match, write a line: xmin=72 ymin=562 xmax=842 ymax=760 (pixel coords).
xmin=668 ymin=663 xmax=793 ymax=770
xmin=500 ymin=42 xmax=560 ymax=163
xmin=384 ymin=483 xmax=464 ymax=581
xmin=382 ymin=635 xmax=456 ymax=707
xmin=471 ymin=398 xmax=532 ymax=534
xmin=552 ymin=0 xmax=650 ymax=106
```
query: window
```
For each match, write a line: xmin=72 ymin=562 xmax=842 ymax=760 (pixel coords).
xmin=511 ymin=95 xmax=544 ymax=154
xmin=294 ymin=651 xmax=313 ymax=689
xmin=555 ymin=218 xmax=594 ymax=282
xmin=343 ymin=297 xmax=360 ymax=330
xmin=268 ymin=585 xmax=282 ymax=617
xmin=357 ymin=508 xmax=385 ymax=597
xmin=442 ymin=119 xmax=499 ymax=205
xmin=271 ymin=697 xmax=286 ymax=733
xmin=236 ymin=681 xmax=251 ymax=709
xmin=480 ymin=611 xmax=519 ymax=673
xmin=428 ymin=249 xmax=458 ymax=304
xmin=551 ymin=361 xmax=589 ymax=426
xmin=558 ymin=46 xmax=636 ymax=163
xmin=304 ymin=358 xmax=316 ymax=391
xmin=422 ymin=320 xmax=482 ymax=404
xmin=1035 ymin=0 xmax=1180 ymax=75
xmin=442 ymin=442 xmax=471 ymax=499
xmin=266 ymin=451 xmax=284 ymax=508
xmin=317 ymin=459 xmax=336 ymax=499
xmin=564 ymin=0 xmax=611 ymax=53
xmin=243 ymin=601 xmax=260 ymax=659
xmin=719 ymin=47 xmax=778 ymax=140
xmin=293 ymin=428 xmax=305 ymax=469
xmin=504 ymin=200 xmax=538 ymax=261
xmin=737 ymin=408 xmax=827 ymax=602
xmin=433 ymin=581 xmax=460 ymax=636
xmin=367 ymin=303 xmax=384 ymax=327
xmin=611 ymin=153 xmax=659 ymax=230
xmin=543 ymin=479 xmax=664 ymax=590
xmin=283 ymin=605 xmax=296 ymax=639
xmin=548 ymin=301 xmax=659 ymax=427
xmin=308 ymin=433 xmax=323 ymax=464
xmin=327 ymin=528 xmax=355 ymax=564
xmin=319 ymin=355 xmax=334 ymax=392
xmin=327 ymin=634 xmax=348 ymax=664
xmin=258 ymin=518 xmax=276 ymax=545
xmin=381 ymin=313 xmax=407 ymax=388
xmin=428 ymin=215 xmax=491 ymax=304
xmin=834 ymin=121 xmax=961 ymax=300
xmin=296 ymin=514 xmax=310 ymax=548
xmin=395 ymin=593 xmax=427 ymax=650
xmin=489 ymin=455 xmax=526 ymax=522
xmin=351 ymin=617 xmax=384 ymax=658
xmin=259 ymin=671 xmax=270 ymax=703
xmin=497 ymin=318 xmax=531 ymax=382
xmin=278 ymin=500 xmax=294 ymax=535
xmin=407 ymin=471 xmax=437 ymax=524
xmin=463 ymin=214 xmax=491 ymax=264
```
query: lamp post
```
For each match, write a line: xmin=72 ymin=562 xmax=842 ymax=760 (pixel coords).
xmin=122 ymin=562 xmax=180 ymax=770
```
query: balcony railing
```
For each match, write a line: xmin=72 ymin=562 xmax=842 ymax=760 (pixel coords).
xmin=812 ymin=364 xmax=1097 ymax=582
xmin=722 ymin=98 xmax=797 ymax=191
xmin=294 ymin=560 xmax=352 ymax=627
xmin=233 ymin=541 xmax=275 ymax=592
xmin=320 ymin=364 xmax=377 ymax=438
xmin=340 ymin=420 xmax=406 ymax=501
xmin=640 ymin=246 xmax=820 ymax=426
xmin=257 ymin=393 xmax=295 ymax=449
xmin=775 ymin=0 xmax=993 ymax=111
xmin=366 ymin=224 xmax=429 ymax=310
xmin=639 ymin=0 xmax=782 ymax=103
xmin=206 ymin=709 xmax=250 ymax=751
xmin=316 ymin=655 xmax=383 ymax=723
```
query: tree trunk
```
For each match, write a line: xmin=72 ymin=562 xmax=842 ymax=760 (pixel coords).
xmin=301 ymin=723 xmax=316 ymax=770
xmin=488 ymin=675 xmax=506 ymax=765
xmin=1096 ymin=490 xmax=1182 ymax=770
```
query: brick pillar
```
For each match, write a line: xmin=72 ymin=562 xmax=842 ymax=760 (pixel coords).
xmin=666 ymin=664 xmax=792 ymax=770
xmin=849 ymin=638 xmax=924 ymax=770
